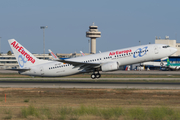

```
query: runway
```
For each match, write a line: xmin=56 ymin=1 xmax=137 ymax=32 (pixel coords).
xmin=1 ymin=70 xmax=180 ymax=89
xmin=1 ymin=69 xmax=180 ymax=74
xmin=0 ymin=77 xmax=180 ymax=80
xmin=0 ymin=80 xmax=180 ymax=89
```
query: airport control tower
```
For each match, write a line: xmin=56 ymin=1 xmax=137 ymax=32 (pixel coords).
xmin=86 ymin=23 xmax=101 ymax=54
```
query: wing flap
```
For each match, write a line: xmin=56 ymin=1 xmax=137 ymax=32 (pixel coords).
xmin=6 ymin=69 xmax=30 ymax=72
xmin=56 ymin=59 xmax=101 ymax=70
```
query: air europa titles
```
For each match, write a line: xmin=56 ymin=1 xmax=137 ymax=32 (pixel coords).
xmin=11 ymin=41 xmax=35 ymax=64
xmin=109 ymin=49 xmax=132 ymax=56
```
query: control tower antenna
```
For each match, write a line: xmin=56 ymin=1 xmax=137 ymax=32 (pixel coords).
xmin=86 ymin=22 xmax=101 ymax=54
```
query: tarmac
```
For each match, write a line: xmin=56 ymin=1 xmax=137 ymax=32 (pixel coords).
xmin=1 ymin=70 xmax=180 ymax=89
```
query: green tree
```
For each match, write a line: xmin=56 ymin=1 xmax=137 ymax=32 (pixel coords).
xmin=7 ymin=51 xmax=12 ymax=55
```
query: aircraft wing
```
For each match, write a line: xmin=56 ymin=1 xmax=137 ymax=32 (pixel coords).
xmin=6 ymin=68 xmax=30 ymax=72
xmin=57 ymin=59 xmax=101 ymax=69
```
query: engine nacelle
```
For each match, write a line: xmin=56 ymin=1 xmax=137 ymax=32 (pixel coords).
xmin=101 ymin=61 xmax=119 ymax=72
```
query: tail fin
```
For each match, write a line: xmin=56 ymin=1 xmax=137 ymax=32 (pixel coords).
xmin=8 ymin=39 xmax=41 ymax=68
xmin=167 ymin=58 xmax=170 ymax=64
xmin=48 ymin=49 xmax=59 ymax=60
xmin=167 ymin=58 xmax=170 ymax=66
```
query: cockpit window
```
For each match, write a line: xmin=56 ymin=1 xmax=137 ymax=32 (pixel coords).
xmin=162 ymin=45 xmax=170 ymax=48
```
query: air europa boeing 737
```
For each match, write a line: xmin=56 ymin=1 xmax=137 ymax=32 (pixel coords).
xmin=8 ymin=39 xmax=177 ymax=79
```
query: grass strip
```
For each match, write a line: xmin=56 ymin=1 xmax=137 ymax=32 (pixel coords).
xmin=18 ymin=105 xmax=180 ymax=120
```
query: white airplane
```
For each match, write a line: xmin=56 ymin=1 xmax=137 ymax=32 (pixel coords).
xmin=8 ymin=39 xmax=177 ymax=79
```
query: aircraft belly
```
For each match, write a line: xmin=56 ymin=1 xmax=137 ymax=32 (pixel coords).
xmin=43 ymin=67 xmax=80 ymax=77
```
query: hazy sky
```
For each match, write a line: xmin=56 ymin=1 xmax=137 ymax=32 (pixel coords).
xmin=0 ymin=0 xmax=180 ymax=54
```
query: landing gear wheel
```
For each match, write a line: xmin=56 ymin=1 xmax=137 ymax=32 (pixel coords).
xmin=91 ymin=74 xmax=96 ymax=79
xmin=96 ymin=73 xmax=101 ymax=78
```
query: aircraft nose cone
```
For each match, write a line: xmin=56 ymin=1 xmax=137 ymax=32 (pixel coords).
xmin=173 ymin=47 xmax=177 ymax=53
xmin=170 ymin=47 xmax=177 ymax=54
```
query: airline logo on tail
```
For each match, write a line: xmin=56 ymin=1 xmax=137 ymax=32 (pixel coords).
xmin=11 ymin=41 xmax=35 ymax=64
xmin=18 ymin=55 xmax=27 ymax=68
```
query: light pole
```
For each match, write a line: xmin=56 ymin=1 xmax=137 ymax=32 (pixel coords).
xmin=0 ymin=37 xmax=1 ymax=55
xmin=40 ymin=26 xmax=48 ymax=59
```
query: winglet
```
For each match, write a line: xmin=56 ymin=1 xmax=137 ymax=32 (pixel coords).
xmin=48 ymin=49 xmax=59 ymax=60
xmin=80 ymin=51 xmax=85 ymax=56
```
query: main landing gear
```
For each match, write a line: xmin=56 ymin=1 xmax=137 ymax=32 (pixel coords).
xmin=91 ymin=71 xmax=101 ymax=79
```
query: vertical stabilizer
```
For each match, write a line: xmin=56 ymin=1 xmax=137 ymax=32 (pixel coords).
xmin=8 ymin=39 xmax=42 ymax=68
xmin=167 ymin=58 xmax=170 ymax=66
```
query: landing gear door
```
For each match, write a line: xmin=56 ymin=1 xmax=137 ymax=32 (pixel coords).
xmin=154 ymin=46 xmax=159 ymax=54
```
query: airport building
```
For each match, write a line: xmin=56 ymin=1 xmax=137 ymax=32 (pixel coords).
xmin=86 ymin=23 xmax=101 ymax=54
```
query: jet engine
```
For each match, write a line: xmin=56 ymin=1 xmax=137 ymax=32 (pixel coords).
xmin=101 ymin=61 xmax=119 ymax=72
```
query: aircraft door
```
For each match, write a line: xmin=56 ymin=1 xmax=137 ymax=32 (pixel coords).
xmin=154 ymin=46 xmax=159 ymax=54
xmin=40 ymin=67 xmax=44 ymax=75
